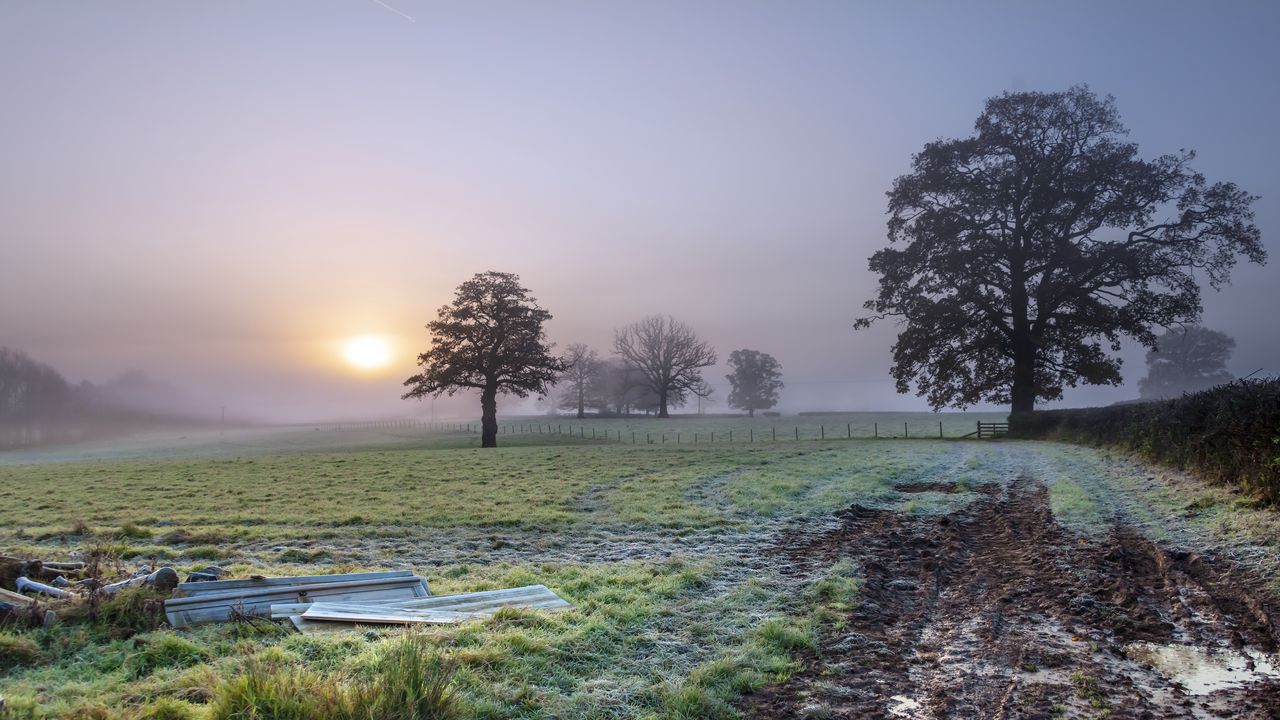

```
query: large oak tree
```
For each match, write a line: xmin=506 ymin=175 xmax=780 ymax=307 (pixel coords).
xmin=857 ymin=87 xmax=1264 ymax=413
xmin=725 ymin=349 xmax=783 ymax=417
xmin=1138 ymin=325 xmax=1235 ymax=399
xmin=403 ymin=271 xmax=564 ymax=448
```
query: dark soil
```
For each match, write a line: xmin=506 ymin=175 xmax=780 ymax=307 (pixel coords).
xmin=744 ymin=478 xmax=1280 ymax=719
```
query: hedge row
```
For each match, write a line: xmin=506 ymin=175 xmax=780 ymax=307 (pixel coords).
xmin=1010 ymin=378 xmax=1280 ymax=505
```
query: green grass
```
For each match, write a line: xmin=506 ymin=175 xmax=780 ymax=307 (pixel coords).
xmin=3 ymin=429 xmax=1277 ymax=718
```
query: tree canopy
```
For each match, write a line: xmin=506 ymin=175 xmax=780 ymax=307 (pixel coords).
xmin=613 ymin=315 xmax=716 ymax=418
xmin=725 ymin=349 xmax=783 ymax=416
xmin=857 ymin=86 xmax=1265 ymax=412
xmin=1139 ymin=325 xmax=1236 ymax=399
xmin=403 ymin=271 xmax=563 ymax=447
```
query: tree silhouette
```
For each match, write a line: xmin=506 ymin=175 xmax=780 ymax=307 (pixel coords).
xmin=725 ymin=349 xmax=783 ymax=417
xmin=403 ymin=272 xmax=564 ymax=448
xmin=613 ymin=315 xmax=716 ymax=418
xmin=857 ymin=86 xmax=1264 ymax=413
xmin=1139 ymin=325 xmax=1236 ymax=399
xmin=557 ymin=343 xmax=603 ymax=419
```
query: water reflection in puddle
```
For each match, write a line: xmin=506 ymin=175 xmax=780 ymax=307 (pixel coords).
xmin=1124 ymin=642 xmax=1280 ymax=695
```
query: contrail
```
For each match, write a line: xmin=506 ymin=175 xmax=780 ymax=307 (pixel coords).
xmin=369 ymin=0 xmax=415 ymax=23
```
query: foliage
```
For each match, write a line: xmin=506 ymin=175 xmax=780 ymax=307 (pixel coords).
xmin=724 ymin=349 xmax=784 ymax=417
xmin=1012 ymin=377 xmax=1280 ymax=503
xmin=403 ymin=271 xmax=564 ymax=447
xmin=1138 ymin=325 xmax=1236 ymax=399
xmin=614 ymin=315 xmax=717 ymax=418
xmin=857 ymin=86 xmax=1264 ymax=412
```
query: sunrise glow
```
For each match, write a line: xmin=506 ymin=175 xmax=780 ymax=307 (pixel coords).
xmin=342 ymin=336 xmax=393 ymax=370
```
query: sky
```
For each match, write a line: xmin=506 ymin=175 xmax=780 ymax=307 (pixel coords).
xmin=2 ymin=1 xmax=1278 ymax=422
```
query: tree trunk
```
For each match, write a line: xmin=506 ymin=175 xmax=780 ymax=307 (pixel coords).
xmin=1010 ymin=332 xmax=1037 ymax=413
xmin=658 ymin=390 xmax=669 ymax=418
xmin=576 ymin=387 xmax=585 ymax=419
xmin=480 ymin=385 xmax=498 ymax=448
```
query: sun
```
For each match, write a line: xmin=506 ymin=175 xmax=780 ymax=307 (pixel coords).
xmin=342 ymin=335 xmax=393 ymax=370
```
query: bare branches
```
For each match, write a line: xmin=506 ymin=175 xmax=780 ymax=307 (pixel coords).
xmin=613 ymin=315 xmax=717 ymax=418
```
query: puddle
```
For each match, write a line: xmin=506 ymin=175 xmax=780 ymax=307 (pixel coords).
xmin=887 ymin=695 xmax=922 ymax=717
xmin=1124 ymin=642 xmax=1280 ymax=695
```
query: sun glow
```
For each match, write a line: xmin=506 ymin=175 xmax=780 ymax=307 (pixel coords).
xmin=342 ymin=335 xmax=393 ymax=370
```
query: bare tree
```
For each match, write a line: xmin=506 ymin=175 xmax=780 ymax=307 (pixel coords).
xmin=613 ymin=315 xmax=717 ymax=418
xmin=558 ymin=343 xmax=603 ymax=419
xmin=403 ymin=271 xmax=564 ymax=448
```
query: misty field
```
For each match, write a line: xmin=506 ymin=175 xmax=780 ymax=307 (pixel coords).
xmin=3 ymin=429 xmax=1280 ymax=718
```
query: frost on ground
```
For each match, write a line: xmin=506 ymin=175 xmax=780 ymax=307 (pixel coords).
xmin=4 ymin=437 xmax=1280 ymax=718
xmin=744 ymin=444 xmax=1280 ymax=720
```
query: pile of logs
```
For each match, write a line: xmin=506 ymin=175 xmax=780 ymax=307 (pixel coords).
xmin=0 ymin=554 xmax=200 ymax=627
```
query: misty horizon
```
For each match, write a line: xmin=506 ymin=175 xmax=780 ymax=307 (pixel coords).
xmin=3 ymin=2 xmax=1277 ymax=424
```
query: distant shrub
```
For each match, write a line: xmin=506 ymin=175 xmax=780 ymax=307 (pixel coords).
xmin=1011 ymin=378 xmax=1280 ymax=504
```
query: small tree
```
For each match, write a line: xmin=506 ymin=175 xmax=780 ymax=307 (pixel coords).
xmin=403 ymin=272 xmax=564 ymax=448
xmin=613 ymin=315 xmax=716 ymax=418
xmin=1139 ymin=325 xmax=1236 ymax=399
xmin=557 ymin=343 xmax=603 ymax=419
xmin=857 ymin=86 xmax=1264 ymax=413
xmin=725 ymin=349 xmax=783 ymax=417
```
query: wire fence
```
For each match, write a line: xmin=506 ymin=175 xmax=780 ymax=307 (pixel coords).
xmin=313 ymin=414 xmax=1008 ymax=444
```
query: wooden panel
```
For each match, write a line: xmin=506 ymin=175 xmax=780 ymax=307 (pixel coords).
xmin=289 ymin=614 xmax=363 ymax=636
xmin=272 ymin=585 xmax=568 ymax=619
xmin=174 ymin=570 xmax=416 ymax=597
xmin=298 ymin=585 xmax=571 ymax=626
xmin=165 ymin=576 xmax=429 ymax=627
xmin=302 ymin=604 xmax=483 ymax=625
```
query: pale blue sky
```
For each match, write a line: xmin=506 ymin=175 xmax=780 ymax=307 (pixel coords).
xmin=2 ymin=1 xmax=1277 ymax=419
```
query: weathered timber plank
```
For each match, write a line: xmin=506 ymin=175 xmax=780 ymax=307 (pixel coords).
xmin=301 ymin=604 xmax=483 ymax=624
xmin=271 ymin=584 xmax=567 ymax=619
xmin=173 ymin=570 xmax=415 ymax=597
xmin=165 ymin=576 xmax=429 ymax=627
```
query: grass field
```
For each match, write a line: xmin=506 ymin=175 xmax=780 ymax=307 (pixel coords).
xmin=2 ymin=423 xmax=1278 ymax=718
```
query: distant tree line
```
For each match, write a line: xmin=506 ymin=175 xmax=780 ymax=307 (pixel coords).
xmin=0 ymin=347 xmax=201 ymax=449
xmin=404 ymin=273 xmax=785 ymax=446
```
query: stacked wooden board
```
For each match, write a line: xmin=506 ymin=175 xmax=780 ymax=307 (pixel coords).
xmin=270 ymin=584 xmax=572 ymax=635
xmin=164 ymin=571 xmax=431 ymax=628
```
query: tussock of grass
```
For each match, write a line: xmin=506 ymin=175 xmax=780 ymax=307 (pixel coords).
xmin=124 ymin=631 xmax=209 ymax=679
xmin=136 ymin=698 xmax=201 ymax=720
xmin=0 ymin=632 xmax=41 ymax=671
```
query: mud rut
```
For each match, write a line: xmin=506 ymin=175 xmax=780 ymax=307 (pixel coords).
xmin=745 ymin=477 xmax=1280 ymax=719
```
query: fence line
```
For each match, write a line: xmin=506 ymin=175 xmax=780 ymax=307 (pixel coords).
xmin=314 ymin=418 xmax=1001 ymax=443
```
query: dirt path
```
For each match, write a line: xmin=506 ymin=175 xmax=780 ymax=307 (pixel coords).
xmin=745 ymin=475 xmax=1280 ymax=719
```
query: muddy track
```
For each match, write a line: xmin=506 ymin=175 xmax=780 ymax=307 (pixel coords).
xmin=745 ymin=477 xmax=1280 ymax=719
